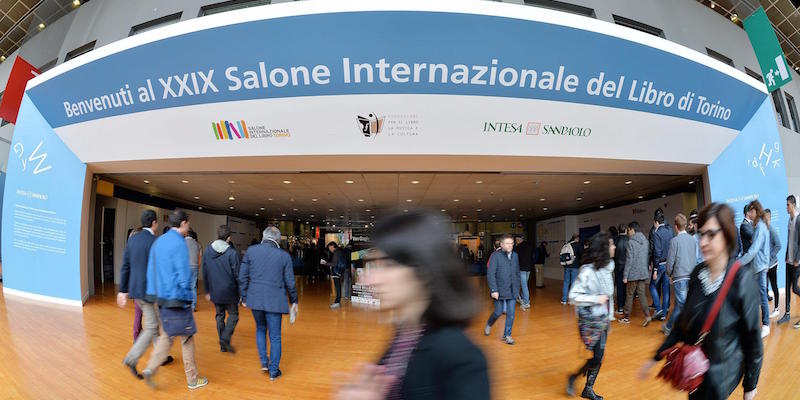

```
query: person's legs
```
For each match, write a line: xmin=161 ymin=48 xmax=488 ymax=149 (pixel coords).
xmin=252 ymin=309 xmax=268 ymax=369
xmin=143 ymin=314 xmax=173 ymax=374
xmin=215 ymin=303 xmax=226 ymax=347
xmin=520 ymin=271 xmax=531 ymax=306
xmin=534 ymin=264 xmax=545 ymax=287
xmin=759 ymin=271 xmax=770 ymax=326
xmin=333 ymin=276 xmax=342 ymax=304
xmin=561 ymin=268 xmax=571 ymax=303
xmin=180 ymin=335 xmax=199 ymax=385
xmin=658 ymin=265 xmax=670 ymax=317
xmin=222 ymin=303 xmax=239 ymax=346
xmin=623 ymin=281 xmax=636 ymax=318
xmin=665 ymin=280 xmax=688 ymax=332
xmin=487 ymin=299 xmax=503 ymax=327
xmin=190 ymin=266 xmax=198 ymax=310
xmin=768 ymin=265 xmax=779 ymax=311
xmin=582 ymin=329 xmax=606 ymax=398
xmin=266 ymin=312 xmax=283 ymax=376
xmin=649 ymin=270 xmax=661 ymax=314
xmin=125 ymin=300 xmax=159 ymax=367
xmin=636 ymin=281 xmax=652 ymax=318
xmin=503 ymin=299 xmax=516 ymax=338
xmin=615 ymin=267 xmax=626 ymax=312
xmin=133 ymin=301 xmax=143 ymax=342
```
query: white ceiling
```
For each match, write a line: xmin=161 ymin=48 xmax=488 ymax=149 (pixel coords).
xmin=105 ymin=172 xmax=699 ymax=224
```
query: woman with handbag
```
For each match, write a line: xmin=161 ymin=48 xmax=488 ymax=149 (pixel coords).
xmin=566 ymin=232 xmax=616 ymax=400
xmin=640 ymin=203 xmax=762 ymax=400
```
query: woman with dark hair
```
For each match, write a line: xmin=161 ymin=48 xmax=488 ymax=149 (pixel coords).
xmin=333 ymin=209 xmax=489 ymax=400
xmin=640 ymin=203 xmax=762 ymax=400
xmin=566 ymin=232 xmax=615 ymax=400
xmin=738 ymin=200 xmax=771 ymax=337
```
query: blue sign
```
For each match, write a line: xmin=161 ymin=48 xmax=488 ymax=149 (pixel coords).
xmin=28 ymin=12 xmax=764 ymax=130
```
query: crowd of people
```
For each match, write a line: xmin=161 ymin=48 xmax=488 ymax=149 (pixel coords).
xmin=112 ymin=195 xmax=800 ymax=398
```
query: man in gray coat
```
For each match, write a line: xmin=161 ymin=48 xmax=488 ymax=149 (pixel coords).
xmin=484 ymin=234 xmax=521 ymax=345
xmin=621 ymin=222 xmax=652 ymax=326
xmin=664 ymin=214 xmax=697 ymax=335
xmin=239 ymin=226 xmax=298 ymax=381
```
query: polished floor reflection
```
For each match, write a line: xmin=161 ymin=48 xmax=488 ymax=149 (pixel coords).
xmin=0 ymin=277 xmax=796 ymax=399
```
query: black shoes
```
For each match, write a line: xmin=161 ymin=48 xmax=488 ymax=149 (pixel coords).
xmin=124 ymin=361 xmax=143 ymax=380
xmin=778 ymin=314 xmax=791 ymax=324
xmin=161 ymin=355 xmax=174 ymax=366
xmin=581 ymin=368 xmax=603 ymax=400
xmin=270 ymin=369 xmax=283 ymax=381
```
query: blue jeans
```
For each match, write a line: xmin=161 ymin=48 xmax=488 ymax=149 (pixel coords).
xmin=649 ymin=263 xmax=670 ymax=315
xmin=561 ymin=267 xmax=578 ymax=303
xmin=487 ymin=299 xmax=516 ymax=337
xmin=665 ymin=279 xmax=688 ymax=332
xmin=189 ymin=266 xmax=198 ymax=310
xmin=758 ymin=270 xmax=769 ymax=326
xmin=252 ymin=310 xmax=282 ymax=376
xmin=519 ymin=271 xmax=531 ymax=306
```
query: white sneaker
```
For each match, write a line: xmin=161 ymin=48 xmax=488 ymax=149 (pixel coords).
xmin=770 ymin=309 xmax=781 ymax=319
xmin=761 ymin=325 xmax=770 ymax=339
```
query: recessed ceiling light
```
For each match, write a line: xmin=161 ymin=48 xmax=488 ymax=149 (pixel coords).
xmin=710 ymin=2 xmax=715 ymax=8
xmin=194 ymin=196 xmax=200 ymax=200
xmin=198 ymin=206 xmax=203 ymax=210
xmin=638 ymin=195 xmax=644 ymax=199
xmin=293 ymin=208 xmax=298 ymax=211
xmin=477 ymin=208 xmax=482 ymax=212
xmin=519 ymin=214 xmax=524 ymax=217
xmin=689 ymin=180 xmax=695 ymax=185
xmin=228 ymin=180 xmax=236 ymax=184
xmin=371 ymin=216 xmax=375 ymax=218
xmin=229 ymin=206 xmax=235 ymax=210
xmin=312 ymin=198 xmax=318 ymax=202
xmin=543 ymin=207 xmax=548 ymax=211
xmin=358 ymin=199 xmax=365 ymax=202
xmin=475 ymin=180 xmax=483 ymax=184
xmin=0 ymin=55 xmax=5 ymax=62
xmin=228 ymin=194 xmax=235 ymax=201
xmin=411 ymin=180 xmax=420 ymax=184
xmin=143 ymin=180 xmax=151 ymax=184
xmin=406 ymin=199 xmax=413 ymax=203
xmin=268 ymin=198 xmax=273 ymax=201
xmin=511 ymin=208 xmax=516 ymax=211
xmin=583 ymin=180 xmax=591 ymax=184
xmin=260 ymin=207 xmax=265 ymax=211
xmin=38 ymin=23 xmax=45 ymax=30
xmin=599 ymin=205 xmax=605 ymax=209
xmin=281 ymin=213 xmax=286 ymax=217
xmin=283 ymin=180 xmax=292 ymax=184
xmin=441 ymin=209 xmax=447 ymax=212
xmin=462 ymin=215 xmax=468 ymax=218
xmin=340 ymin=215 xmax=345 ymax=218
xmin=329 ymin=208 xmax=334 ymax=212
xmin=625 ymin=181 xmax=633 ymax=185
xmin=364 ymin=224 xmax=369 ymax=228
xmin=181 ymin=180 xmax=189 ymax=184
xmin=491 ymin=214 xmax=496 ymax=218
xmin=345 ymin=180 xmax=354 ymax=184
xmin=539 ymin=198 xmax=546 ymax=201
xmin=404 ymin=210 xmax=409 ymax=213
xmin=576 ymin=197 xmax=583 ymax=201
xmin=662 ymin=194 xmax=667 ymax=198
xmin=255 ymin=213 xmax=260 ymax=217
xmin=306 ymin=222 xmax=310 ymax=225
xmin=365 ymin=209 xmax=371 ymax=212
xmin=72 ymin=0 xmax=80 ymax=6
xmin=310 ymin=214 xmax=315 ymax=218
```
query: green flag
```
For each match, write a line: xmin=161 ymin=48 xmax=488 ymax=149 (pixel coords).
xmin=744 ymin=7 xmax=792 ymax=92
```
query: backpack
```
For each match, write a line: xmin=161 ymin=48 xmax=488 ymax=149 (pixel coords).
xmin=560 ymin=242 xmax=575 ymax=266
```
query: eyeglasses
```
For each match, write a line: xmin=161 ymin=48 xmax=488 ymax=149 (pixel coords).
xmin=697 ymin=228 xmax=722 ymax=241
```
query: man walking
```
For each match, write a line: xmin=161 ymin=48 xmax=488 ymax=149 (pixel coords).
xmin=778 ymin=195 xmax=800 ymax=326
xmin=142 ymin=210 xmax=208 ymax=390
xmin=533 ymin=241 xmax=549 ymax=289
xmin=485 ymin=234 xmax=521 ymax=345
xmin=663 ymin=214 xmax=696 ymax=335
xmin=202 ymin=225 xmax=241 ymax=353
xmin=650 ymin=211 xmax=674 ymax=321
xmin=327 ymin=242 xmax=347 ymax=309
xmin=560 ymin=234 xmax=583 ymax=305
xmin=765 ymin=209 xmax=782 ymax=318
xmin=118 ymin=210 xmax=174 ymax=379
xmin=613 ymin=224 xmax=629 ymax=314
xmin=620 ymin=222 xmax=652 ymax=326
xmin=514 ymin=235 xmax=534 ymax=310
xmin=240 ymin=226 xmax=299 ymax=380
xmin=186 ymin=230 xmax=201 ymax=312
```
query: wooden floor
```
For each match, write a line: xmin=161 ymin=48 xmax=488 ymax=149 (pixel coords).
xmin=0 ymin=277 xmax=797 ymax=399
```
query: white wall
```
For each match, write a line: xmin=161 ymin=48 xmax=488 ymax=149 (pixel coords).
xmin=537 ymin=193 xmax=696 ymax=281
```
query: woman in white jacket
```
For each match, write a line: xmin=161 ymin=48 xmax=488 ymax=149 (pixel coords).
xmin=567 ymin=232 xmax=616 ymax=400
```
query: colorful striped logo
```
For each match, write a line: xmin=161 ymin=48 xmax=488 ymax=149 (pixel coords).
xmin=212 ymin=120 xmax=250 ymax=140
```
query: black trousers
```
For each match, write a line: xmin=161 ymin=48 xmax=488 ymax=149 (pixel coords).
xmin=215 ymin=303 xmax=239 ymax=345
xmin=786 ymin=263 xmax=800 ymax=313
xmin=333 ymin=276 xmax=342 ymax=304
xmin=768 ymin=264 xmax=779 ymax=310
xmin=614 ymin=266 xmax=626 ymax=310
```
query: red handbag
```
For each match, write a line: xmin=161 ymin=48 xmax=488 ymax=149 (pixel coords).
xmin=656 ymin=261 xmax=742 ymax=393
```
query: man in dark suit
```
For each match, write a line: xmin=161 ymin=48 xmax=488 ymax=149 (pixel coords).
xmin=614 ymin=224 xmax=630 ymax=314
xmin=202 ymin=225 xmax=241 ymax=353
xmin=778 ymin=195 xmax=800 ymax=325
xmin=239 ymin=226 xmax=298 ymax=380
xmin=513 ymin=235 xmax=534 ymax=310
xmin=739 ymin=204 xmax=756 ymax=263
xmin=485 ymin=234 xmax=521 ymax=345
xmin=118 ymin=210 xmax=173 ymax=378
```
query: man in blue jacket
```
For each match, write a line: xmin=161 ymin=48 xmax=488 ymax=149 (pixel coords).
xmin=484 ymin=234 xmax=521 ymax=345
xmin=649 ymin=211 xmax=674 ymax=321
xmin=240 ymin=226 xmax=299 ymax=381
xmin=202 ymin=225 xmax=241 ymax=353
xmin=142 ymin=210 xmax=208 ymax=390
xmin=118 ymin=210 xmax=173 ymax=378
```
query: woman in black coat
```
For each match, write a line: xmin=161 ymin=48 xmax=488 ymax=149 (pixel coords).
xmin=333 ymin=209 xmax=490 ymax=400
xmin=640 ymin=203 xmax=762 ymax=400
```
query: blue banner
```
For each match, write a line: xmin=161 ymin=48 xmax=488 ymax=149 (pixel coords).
xmin=28 ymin=11 xmax=764 ymax=130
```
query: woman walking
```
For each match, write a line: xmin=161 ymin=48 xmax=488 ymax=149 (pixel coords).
xmin=333 ymin=209 xmax=489 ymax=400
xmin=640 ymin=203 xmax=762 ymax=399
xmin=566 ymin=232 xmax=615 ymax=400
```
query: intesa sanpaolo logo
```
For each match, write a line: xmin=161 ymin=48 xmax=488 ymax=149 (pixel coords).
xmin=482 ymin=121 xmax=590 ymax=137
